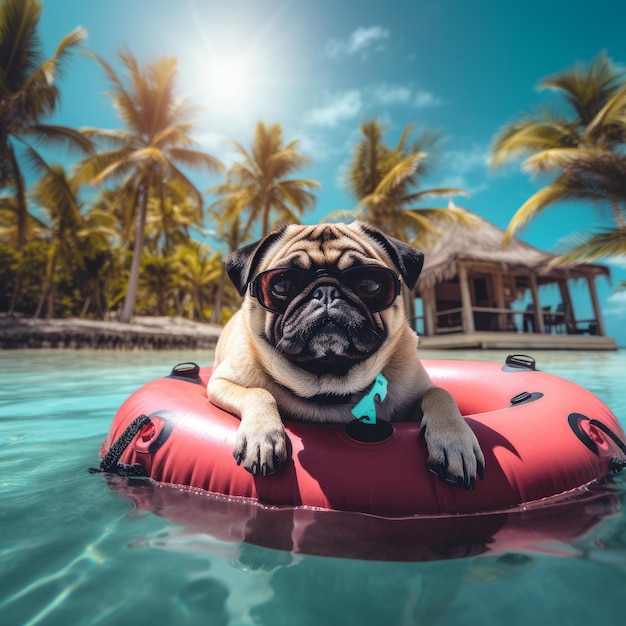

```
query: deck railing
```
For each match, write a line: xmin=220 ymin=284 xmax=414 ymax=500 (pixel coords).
xmin=416 ymin=305 xmax=600 ymax=336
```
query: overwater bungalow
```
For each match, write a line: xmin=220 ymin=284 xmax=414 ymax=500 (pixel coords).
xmin=413 ymin=208 xmax=617 ymax=350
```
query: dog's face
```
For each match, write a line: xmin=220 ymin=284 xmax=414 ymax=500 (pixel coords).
xmin=225 ymin=222 xmax=424 ymax=379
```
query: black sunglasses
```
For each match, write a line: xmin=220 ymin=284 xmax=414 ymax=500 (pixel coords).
xmin=249 ymin=265 xmax=402 ymax=314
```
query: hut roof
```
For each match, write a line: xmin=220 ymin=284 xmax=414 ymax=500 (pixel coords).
xmin=417 ymin=207 xmax=609 ymax=289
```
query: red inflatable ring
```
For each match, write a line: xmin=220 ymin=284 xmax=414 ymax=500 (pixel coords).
xmin=98 ymin=355 xmax=626 ymax=518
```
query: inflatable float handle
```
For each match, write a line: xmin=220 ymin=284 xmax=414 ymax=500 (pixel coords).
xmin=351 ymin=373 xmax=388 ymax=425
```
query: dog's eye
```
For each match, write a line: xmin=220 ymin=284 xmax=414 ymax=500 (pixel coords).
xmin=354 ymin=279 xmax=381 ymax=297
xmin=271 ymin=279 xmax=293 ymax=298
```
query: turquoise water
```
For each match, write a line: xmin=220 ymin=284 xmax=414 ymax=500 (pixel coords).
xmin=2 ymin=348 xmax=626 ymax=626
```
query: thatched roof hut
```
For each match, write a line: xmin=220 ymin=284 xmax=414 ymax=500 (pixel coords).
xmin=414 ymin=207 xmax=616 ymax=350
xmin=418 ymin=208 xmax=609 ymax=289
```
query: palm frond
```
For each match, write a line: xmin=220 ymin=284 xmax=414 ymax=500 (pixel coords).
xmin=0 ymin=0 xmax=43 ymax=94
xmin=167 ymin=147 xmax=223 ymax=173
xmin=128 ymin=146 xmax=169 ymax=171
xmin=167 ymin=161 xmax=204 ymax=207
xmin=552 ymin=226 xmax=626 ymax=265
xmin=24 ymin=26 xmax=86 ymax=92
xmin=402 ymin=187 xmax=468 ymax=205
xmin=522 ymin=147 xmax=600 ymax=174
xmin=503 ymin=180 xmax=575 ymax=242
xmin=373 ymin=152 xmax=425 ymax=196
xmin=29 ymin=161 xmax=82 ymax=230
xmin=584 ymin=81 xmax=626 ymax=142
xmin=151 ymin=123 xmax=196 ymax=148
xmin=74 ymin=147 xmax=135 ymax=184
xmin=80 ymin=127 xmax=136 ymax=147
xmin=85 ymin=51 xmax=145 ymax=134
xmin=540 ymin=51 xmax=624 ymax=125
xmin=22 ymin=123 xmax=94 ymax=154
xmin=491 ymin=111 xmax=579 ymax=168
xmin=321 ymin=208 xmax=365 ymax=223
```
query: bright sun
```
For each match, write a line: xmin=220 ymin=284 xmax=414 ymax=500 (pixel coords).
xmin=207 ymin=55 xmax=256 ymax=116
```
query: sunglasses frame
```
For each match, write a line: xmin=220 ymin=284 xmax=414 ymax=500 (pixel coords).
xmin=249 ymin=265 xmax=402 ymax=314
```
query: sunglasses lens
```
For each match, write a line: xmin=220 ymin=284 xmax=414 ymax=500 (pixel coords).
xmin=343 ymin=267 xmax=399 ymax=312
xmin=253 ymin=266 xmax=400 ymax=313
xmin=257 ymin=269 xmax=306 ymax=312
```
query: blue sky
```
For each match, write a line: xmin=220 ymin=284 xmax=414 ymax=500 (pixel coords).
xmin=38 ymin=0 xmax=626 ymax=345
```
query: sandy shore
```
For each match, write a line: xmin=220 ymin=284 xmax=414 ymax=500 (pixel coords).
xmin=0 ymin=316 xmax=222 ymax=350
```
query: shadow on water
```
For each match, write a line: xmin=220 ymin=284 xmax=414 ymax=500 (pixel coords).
xmin=110 ymin=475 xmax=626 ymax=563
xmin=103 ymin=473 xmax=626 ymax=625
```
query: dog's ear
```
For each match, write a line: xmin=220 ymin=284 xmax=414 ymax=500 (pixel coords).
xmin=359 ymin=223 xmax=424 ymax=290
xmin=224 ymin=226 xmax=287 ymax=295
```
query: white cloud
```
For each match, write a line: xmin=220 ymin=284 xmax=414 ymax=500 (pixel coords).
xmin=434 ymin=145 xmax=490 ymax=196
xmin=304 ymin=90 xmax=363 ymax=127
xmin=194 ymin=130 xmax=241 ymax=170
xmin=296 ymin=131 xmax=341 ymax=162
xmin=324 ymin=26 xmax=389 ymax=59
xmin=607 ymin=256 xmax=626 ymax=270
xmin=370 ymin=83 xmax=443 ymax=109
xmin=605 ymin=289 xmax=626 ymax=317
xmin=372 ymin=84 xmax=412 ymax=105
xmin=414 ymin=90 xmax=443 ymax=109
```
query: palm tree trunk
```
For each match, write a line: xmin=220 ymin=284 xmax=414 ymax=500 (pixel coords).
xmin=34 ymin=247 xmax=57 ymax=319
xmin=120 ymin=180 xmax=149 ymax=323
xmin=34 ymin=281 xmax=50 ymax=319
xmin=80 ymin=295 xmax=91 ymax=318
xmin=45 ymin=280 xmax=55 ymax=319
xmin=8 ymin=276 xmax=21 ymax=315
xmin=7 ymin=143 xmax=28 ymax=250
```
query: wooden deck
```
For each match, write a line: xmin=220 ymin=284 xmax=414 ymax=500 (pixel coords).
xmin=419 ymin=331 xmax=618 ymax=351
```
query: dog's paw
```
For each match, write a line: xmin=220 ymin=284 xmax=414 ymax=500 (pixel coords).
xmin=233 ymin=421 xmax=288 ymax=477
xmin=420 ymin=419 xmax=484 ymax=490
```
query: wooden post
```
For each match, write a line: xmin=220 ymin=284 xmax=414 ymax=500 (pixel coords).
xmin=529 ymin=274 xmax=544 ymax=334
xmin=458 ymin=264 xmax=475 ymax=333
xmin=421 ymin=284 xmax=436 ymax=336
xmin=557 ymin=279 xmax=575 ymax=334
xmin=493 ymin=271 xmax=505 ymax=331
xmin=587 ymin=276 xmax=607 ymax=336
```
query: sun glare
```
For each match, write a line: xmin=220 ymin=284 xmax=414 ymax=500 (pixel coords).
xmin=210 ymin=56 xmax=251 ymax=106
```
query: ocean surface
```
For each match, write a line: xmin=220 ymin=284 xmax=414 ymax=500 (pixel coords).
xmin=2 ymin=348 xmax=626 ymax=626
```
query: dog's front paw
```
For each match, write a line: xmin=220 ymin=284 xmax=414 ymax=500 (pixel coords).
xmin=420 ymin=418 xmax=484 ymax=490
xmin=233 ymin=420 xmax=288 ymax=477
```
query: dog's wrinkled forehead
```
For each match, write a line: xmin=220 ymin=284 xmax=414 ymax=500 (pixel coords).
xmin=262 ymin=223 xmax=386 ymax=271
xmin=224 ymin=221 xmax=424 ymax=296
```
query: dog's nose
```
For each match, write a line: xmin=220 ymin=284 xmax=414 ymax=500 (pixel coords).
xmin=312 ymin=284 xmax=340 ymax=306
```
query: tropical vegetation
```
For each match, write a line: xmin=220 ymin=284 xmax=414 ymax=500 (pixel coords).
xmin=326 ymin=119 xmax=471 ymax=247
xmin=491 ymin=51 xmax=626 ymax=263
xmin=207 ymin=121 xmax=319 ymax=238
xmin=75 ymin=51 xmax=224 ymax=322
xmin=2 ymin=0 xmax=625 ymax=324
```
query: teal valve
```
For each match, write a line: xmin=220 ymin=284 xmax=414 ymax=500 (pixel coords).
xmin=351 ymin=373 xmax=388 ymax=424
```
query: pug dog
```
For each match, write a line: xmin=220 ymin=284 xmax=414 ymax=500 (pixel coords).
xmin=207 ymin=221 xmax=484 ymax=489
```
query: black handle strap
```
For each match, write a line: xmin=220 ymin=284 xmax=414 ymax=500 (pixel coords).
xmin=90 ymin=414 xmax=151 ymax=477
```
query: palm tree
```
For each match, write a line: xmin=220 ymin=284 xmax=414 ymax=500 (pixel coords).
xmin=144 ymin=178 xmax=204 ymax=253
xmin=0 ymin=193 xmax=46 ymax=243
xmin=137 ymin=251 xmax=178 ymax=316
xmin=208 ymin=121 xmax=319 ymax=237
xmin=205 ymin=206 xmax=253 ymax=324
xmin=29 ymin=164 xmax=115 ymax=318
xmin=328 ymin=119 xmax=470 ymax=246
xmin=0 ymin=0 xmax=91 ymax=249
xmin=173 ymin=241 xmax=222 ymax=320
xmin=491 ymin=51 xmax=626 ymax=245
xmin=76 ymin=51 xmax=223 ymax=323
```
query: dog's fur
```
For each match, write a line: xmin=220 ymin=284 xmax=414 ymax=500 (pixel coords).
xmin=207 ymin=221 xmax=484 ymax=489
